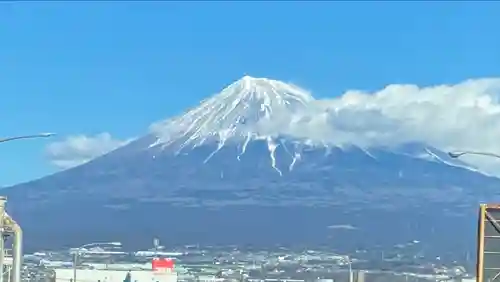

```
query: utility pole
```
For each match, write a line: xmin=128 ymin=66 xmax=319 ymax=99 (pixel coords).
xmin=73 ymin=251 xmax=78 ymax=282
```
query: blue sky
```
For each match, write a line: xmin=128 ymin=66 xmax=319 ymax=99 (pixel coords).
xmin=1 ymin=1 xmax=500 ymax=186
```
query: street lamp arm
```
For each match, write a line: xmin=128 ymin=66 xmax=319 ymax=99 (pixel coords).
xmin=448 ymin=151 xmax=500 ymax=160
xmin=72 ymin=241 xmax=121 ymax=282
xmin=0 ymin=133 xmax=55 ymax=144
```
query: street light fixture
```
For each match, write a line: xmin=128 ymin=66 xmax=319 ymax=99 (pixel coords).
xmin=0 ymin=133 xmax=55 ymax=144
xmin=448 ymin=151 xmax=500 ymax=160
xmin=72 ymin=242 xmax=122 ymax=282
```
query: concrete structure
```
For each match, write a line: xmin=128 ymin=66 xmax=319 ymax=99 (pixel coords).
xmin=0 ymin=256 xmax=12 ymax=282
xmin=355 ymin=271 xmax=364 ymax=282
xmin=0 ymin=197 xmax=22 ymax=282
xmin=54 ymin=269 xmax=177 ymax=282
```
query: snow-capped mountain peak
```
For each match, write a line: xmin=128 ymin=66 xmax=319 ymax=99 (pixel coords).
xmin=144 ymin=76 xmax=490 ymax=177
xmin=150 ymin=76 xmax=314 ymax=150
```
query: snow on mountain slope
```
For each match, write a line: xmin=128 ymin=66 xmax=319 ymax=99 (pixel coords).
xmin=150 ymin=76 xmax=313 ymax=148
xmin=143 ymin=75 xmax=487 ymax=176
xmin=146 ymin=76 xmax=319 ymax=174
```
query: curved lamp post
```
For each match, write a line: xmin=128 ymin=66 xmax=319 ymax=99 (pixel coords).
xmin=72 ymin=242 xmax=122 ymax=282
xmin=0 ymin=133 xmax=55 ymax=144
xmin=0 ymin=132 xmax=55 ymax=282
xmin=448 ymin=151 xmax=500 ymax=160
xmin=448 ymin=149 xmax=500 ymax=282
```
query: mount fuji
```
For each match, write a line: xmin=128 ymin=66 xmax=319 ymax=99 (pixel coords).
xmin=5 ymin=76 xmax=500 ymax=254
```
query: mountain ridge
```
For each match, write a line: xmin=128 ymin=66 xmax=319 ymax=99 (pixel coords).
xmin=3 ymin=76 xmax=498 ymax=254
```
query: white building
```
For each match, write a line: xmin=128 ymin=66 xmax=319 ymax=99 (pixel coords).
xmin=53 ymin=268 xmax=177 ymax=282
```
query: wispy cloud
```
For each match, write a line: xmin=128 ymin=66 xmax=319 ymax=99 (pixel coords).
xmin=45 ymin=133 xmax=133 ymax=169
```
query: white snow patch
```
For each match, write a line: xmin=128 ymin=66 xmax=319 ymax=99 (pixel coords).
xmin=289 ymin=152 xmax=301 ymax=171
xmin=266 ymin=137 xmax=282 ymax=176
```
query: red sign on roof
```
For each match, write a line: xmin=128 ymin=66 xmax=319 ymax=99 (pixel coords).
xmin=152 ymin=258 xmax=174 ymax=270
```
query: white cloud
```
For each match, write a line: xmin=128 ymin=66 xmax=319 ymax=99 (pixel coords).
xmin=46 ymin=133 xmax=133 ymax=169
xmin=322 ymin=78 xmax=500 ymax=148
xmin=53 ymin=77 xmax=500 ymax=174
xmin=299 ymin=78 xmax=500 ymax=174
xmin=150 ymin=77 xmax=500 ymax=175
